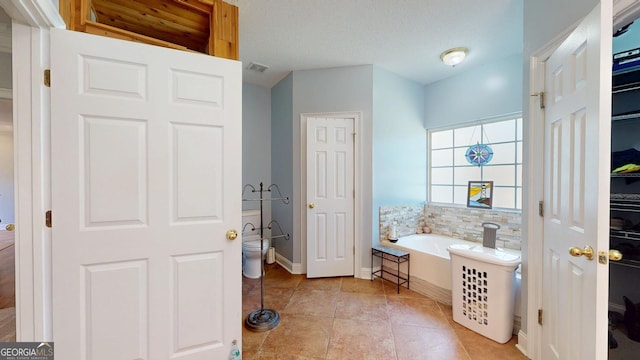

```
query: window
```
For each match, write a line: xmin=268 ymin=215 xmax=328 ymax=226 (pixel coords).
xmin=429 ymin=117 xmax=522 ymax=210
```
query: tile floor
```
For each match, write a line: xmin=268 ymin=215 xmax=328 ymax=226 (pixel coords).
xmin=242 ymin=263 xmax=528 ymax=360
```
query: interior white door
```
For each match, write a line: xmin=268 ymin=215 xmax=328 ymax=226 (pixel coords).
xmin=50 ymin=29 xmax=242 ymax=360
xmin=306 ymin=116 xmax=355 ymax=278
xmin=541 ymin=3 xmax=612 ymax=360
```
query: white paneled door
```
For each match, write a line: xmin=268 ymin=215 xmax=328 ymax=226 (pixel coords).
xmin=541 ymin=3 xmax=612 ymax=360
xmin=306 ymin=116 xmax=355 ymax=278
xmin=50 ymin=29 xmax=242 ymax=360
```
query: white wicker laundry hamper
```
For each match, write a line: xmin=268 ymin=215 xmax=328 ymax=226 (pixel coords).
xmin=448 ymin=244 xmax=521 ymax=344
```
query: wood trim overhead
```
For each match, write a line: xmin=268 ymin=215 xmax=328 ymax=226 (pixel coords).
xmin=59 ymin=0 xmax=239 ymax=60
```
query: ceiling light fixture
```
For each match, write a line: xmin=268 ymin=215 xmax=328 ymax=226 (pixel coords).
xmin=440 ymin=47 xmax=468 ymax=67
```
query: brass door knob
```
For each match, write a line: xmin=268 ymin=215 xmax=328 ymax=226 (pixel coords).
xmin=609 ymin=249 xmax=623 ymax=262
xmin=308 ymin=203 xmax=315 ymax=209
xmin=226 ymin=229 xmax=238 ymax=240
xmin=568 ymin=245 xmax=594 ymax=260
xmin=5 ymin=224 xmax=14 ymax=231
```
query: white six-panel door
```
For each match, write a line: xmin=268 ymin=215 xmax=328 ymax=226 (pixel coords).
xmin=50 ymin=29 xmax=242 ymax=360
xmin=541 ymin=3 xmax=612 ymax=360
xmin=306 ymin=116 xmax=355 ymax=278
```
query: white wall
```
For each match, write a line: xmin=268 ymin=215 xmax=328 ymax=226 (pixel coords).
xmin=424 ymin=53 xmax=523 ymax=129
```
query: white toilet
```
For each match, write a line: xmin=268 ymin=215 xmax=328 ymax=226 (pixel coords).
xmin=242 ymin=210 xmax=270 ymax=279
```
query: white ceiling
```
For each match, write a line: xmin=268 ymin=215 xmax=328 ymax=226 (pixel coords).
xmin=0 ymin=2 xmax=523 ymax=88
xmin=238 ymin=0 xmax=523 ymax=88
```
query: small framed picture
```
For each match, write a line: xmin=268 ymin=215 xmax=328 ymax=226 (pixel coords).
xmin=467 ymin=181 xmax=493 ymax=209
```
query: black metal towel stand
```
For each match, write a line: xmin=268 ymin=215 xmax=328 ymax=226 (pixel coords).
xmin=242 ymin=182 xmax=290 ymax=332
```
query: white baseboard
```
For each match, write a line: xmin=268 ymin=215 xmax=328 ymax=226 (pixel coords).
xmin=274 ymin=251 xmax=366 ymax=277
xmin=359 ymin=266 xmax=377 ymax=280
xmin=291 ymin=262 xmax=303 ymax=274
xmin=516 ymin=330 xmax=529 ymax=358
xmin=274 ymin=252 xmax=303 ymax=274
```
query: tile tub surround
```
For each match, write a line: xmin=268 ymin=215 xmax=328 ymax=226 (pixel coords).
xmin=379 ymin=204 xmax=522 ymax=251
xmin=379 ymin=204 xmax=426 ymax=240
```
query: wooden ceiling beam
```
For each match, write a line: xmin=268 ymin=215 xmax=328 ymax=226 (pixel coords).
xmin=59 ymin=0 xmax=238 ymax=60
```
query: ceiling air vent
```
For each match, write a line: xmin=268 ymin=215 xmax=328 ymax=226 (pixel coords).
xmin=247 ymin=62 xmax=269 ymax=73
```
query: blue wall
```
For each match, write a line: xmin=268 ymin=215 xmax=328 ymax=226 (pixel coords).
xmin=242 ymin=84 xmax=272 ymax=211
xmin=292 ymin=65 xmax=374 ymax=266
xmin=372 ymin=67 xmax=426 ymax=244
xmin=424 ymin=53 xmax=523 ymax=129
xmin=269 ymin=64 xmax=430 ymax=270
xmin=270 ymin=73 xmax=294 ymax=261
xmin=269 ymin=58 xmax=522 ymax=270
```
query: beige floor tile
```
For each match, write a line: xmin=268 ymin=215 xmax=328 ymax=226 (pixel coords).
xmin=382 ymin=280 xmax=427 ymax=298
xmin=282 ymin=289 xmax=339 ymax=318
xmin=393 ymin=324 xmax=470 ymax=360
xmin=326 ymin=318 xmax=396 ymax=359
xmin=242 ymin=326 xmax=269 ymax=358
xmin=264 ymin=268 xmax=303 ymax=288
xmin=250 ymin=352 xmax=324 ymax=359
xmin=334 ymin=292 xmax=388 ymax=322
xmin=241 ymin=264 xmax=527 ymax=360
xmin=298 ymin=277 xmax=343 ymax=292
xmin=453 ymin=325 xmax=527 ymax=360
xmin=246 ymin=286 xmax=296 ymax=313
xmin=340 ymin=277 xmax=385 ymax=295
xmin=260 ymin=314 xmax=333 ymax=358
xmin=386 ymin=297 xmax=451 ymax=330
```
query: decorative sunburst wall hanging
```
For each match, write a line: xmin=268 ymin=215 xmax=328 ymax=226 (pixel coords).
xmin=465 ymin=143 xmax=493 ymax=166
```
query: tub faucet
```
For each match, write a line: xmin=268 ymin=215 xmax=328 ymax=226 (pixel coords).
xmin=482 ymin=222 xmax=501 ymax=249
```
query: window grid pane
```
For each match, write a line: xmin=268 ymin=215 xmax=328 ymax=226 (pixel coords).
xmin=428 ymin=116 xmax=522 ymax=210
xmin=431 ymin=167 xmax=453 ymax=185
xmin=431 ymin=129 xmax=453 ymax=149
xmin=431 ymin=148 xmax=454 ymax=167
xmin=431 ymin=185 xmax=454 ymax=203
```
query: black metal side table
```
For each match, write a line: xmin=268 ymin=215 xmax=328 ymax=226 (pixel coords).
xmin=371 ymin=245 xmax=410 ymax=294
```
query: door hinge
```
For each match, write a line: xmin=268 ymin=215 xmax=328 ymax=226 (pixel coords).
xmin=538 ymin=201 xmax=544 ymax=217
xmin=531 ymin=92 xmax=545 ymax=109
xmin=44 ymin=69 xmax=51 ymax=87
xmin=538 ymin=309 xmax=543 ymax=325
xmin=45 ymin=210 xmax=52 ymax=228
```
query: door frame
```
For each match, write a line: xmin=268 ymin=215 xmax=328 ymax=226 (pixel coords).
xmin=0 ymin=0 xmax=65 ymax=341
xmin=300 ymin=112 xmax=362 ymax=277
xmin=525 ymin=1 xmax=640 ymax=358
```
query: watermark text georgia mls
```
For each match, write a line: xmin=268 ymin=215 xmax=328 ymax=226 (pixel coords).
xmin=0 ymin=342 xmax=54 ymax=360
